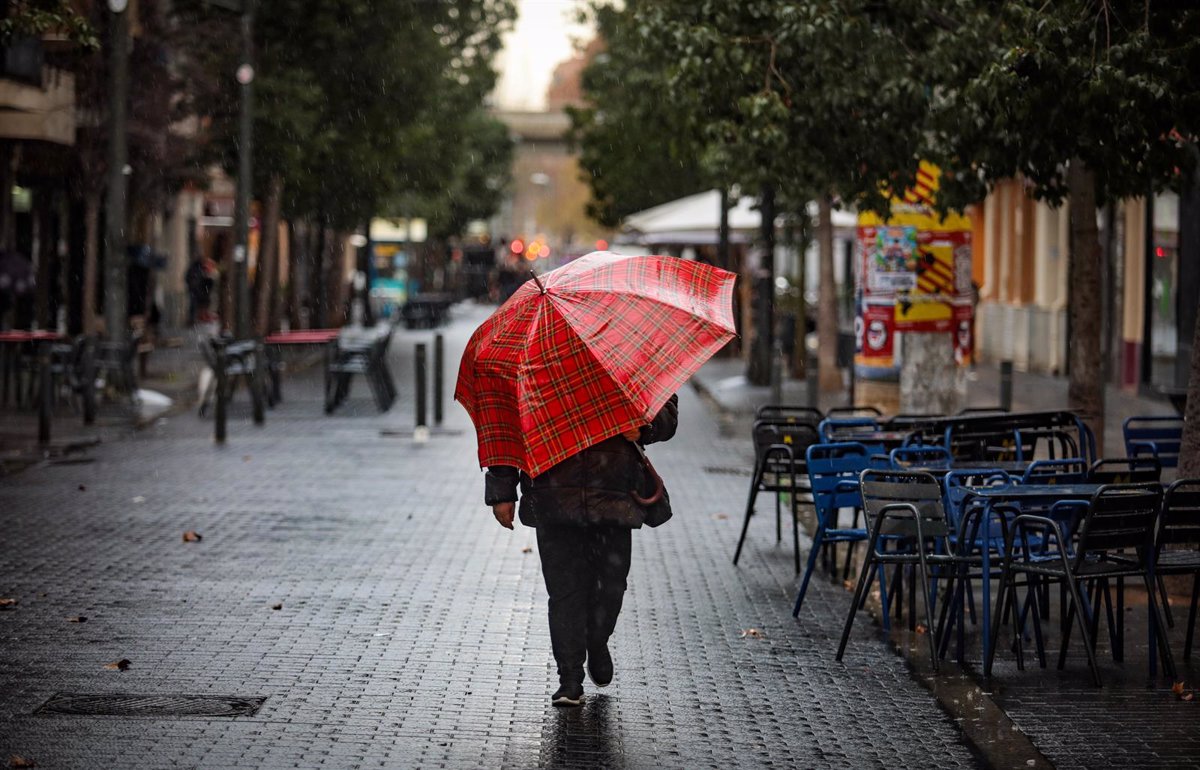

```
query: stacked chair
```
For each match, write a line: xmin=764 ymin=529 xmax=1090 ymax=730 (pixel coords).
xmin=733 ymin=406 xmax=822 ymax=573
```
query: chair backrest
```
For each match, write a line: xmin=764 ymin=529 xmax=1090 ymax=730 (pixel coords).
xmin=890 ymin=445 xmax=951 ymax=470
xmin=818 ymin=416 xmax=882 ymax=443
xmin=806 ymin=442 xmax=872 ymax=514
xmin=752 ymin=419 xmax=821 ymax=464
xmin=909 ymin=410 xmax=1096 ymax=465
xmin=755 ymin=404 xmax=823 ymax=426
xmin=1073 ymin=483 xmax=1163 ymax=566
xmin=1087 ymin=456 xmax=1162 ymax=485
xmin=886 ymin=413 xmax=943 ymax=432
xmin=957 ymin=406 xmax=1009 ymax=415
xmin=1158 ymin=479 xmax=1200 ymax=548
xmin=859 ymin=469 xmax=949 ymax=539
xmin=1022 ymin=458 xmax=1087 ymax=485
xmin=1124 ymin=415 xmax=1184 ymax=469
xmin=943 ymin=469 xmax=1015 ymax=530
xmin=826 ymin=405 xmax=883 ymax=419
xmin=945 ymin=424 xmax=1021 ymax=462
xmin=1016 ymin=428 xmax=1082 ymax=461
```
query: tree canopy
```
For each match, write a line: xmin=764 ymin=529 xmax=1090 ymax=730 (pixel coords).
xmin=187 ymin=0 xmax=515 ymax=232
xmin=567 ymin=1 xmax=712 ymax=228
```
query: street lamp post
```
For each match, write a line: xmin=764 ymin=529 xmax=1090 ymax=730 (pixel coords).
xmin=209 ymin=0 xmax=255 ymax=339
xmin=103 ymin=0 xmax=129 ymax=345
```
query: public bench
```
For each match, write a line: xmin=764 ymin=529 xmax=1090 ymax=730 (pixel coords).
xmin=263 ymin=328 xmax=341 ymax=403
xmin=401 ymin=293 xmax=454 ymax=329
xmin=325 ymin=324 xmax=396 ymax=414
xmin=198 ymin=337 xmax=266 ymax=421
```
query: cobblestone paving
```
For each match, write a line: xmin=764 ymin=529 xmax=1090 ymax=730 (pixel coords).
xmin=0 ymin=304 xmax=980 ymax=769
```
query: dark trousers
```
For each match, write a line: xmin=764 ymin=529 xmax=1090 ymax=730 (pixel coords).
xmin=536 ymin=524 xmax=632 ymax=685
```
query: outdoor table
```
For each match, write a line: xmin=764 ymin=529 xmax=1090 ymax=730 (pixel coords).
xmin=263 ymin=329 xmax=341 ymax=403
xmin=960 ymin=482 xmax=1103 ymax=662
xmin=0 ymin=330 xmax=66 ymax=442
xmin=827 ymin=429 xmax=912 ymax=453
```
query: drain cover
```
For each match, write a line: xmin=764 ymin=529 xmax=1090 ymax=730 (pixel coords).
xmin=36 ymin=693 xmax=266 ymax=718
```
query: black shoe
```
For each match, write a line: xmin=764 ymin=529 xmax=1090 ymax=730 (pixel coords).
xmin=552 ymin=682 xmax=584 ymax=707
xmin=587 ymin=645 xmax=613 ymax=688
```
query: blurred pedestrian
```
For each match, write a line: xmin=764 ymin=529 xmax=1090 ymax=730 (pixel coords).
xmin=186 ymin=253 xmax=220 ymax=333
xmin=484 ymin=394 xmax=678 ymax=706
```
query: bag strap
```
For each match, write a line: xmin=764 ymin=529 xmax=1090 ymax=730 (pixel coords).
xmin=628 ymin=439 xmax=665 ymax=506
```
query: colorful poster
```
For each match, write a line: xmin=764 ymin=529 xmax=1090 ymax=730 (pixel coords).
xmin=855 ymin=162 xmax=975 ymax=378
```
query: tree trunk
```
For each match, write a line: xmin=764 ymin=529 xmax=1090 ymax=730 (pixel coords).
xmin=288 ymin=220 xmax=304 ymax=329
xmin=0 ymin=142 xmax=13 ymax=251
xmin=255 ymin=175 xmax=283 ymax=336
xmin=1067 ymin=158 xmax=1105 ymax=454
xmin=83 ymin=191 xmax=100 ymax=336
xmin=313 ymin=214 xmax=327 ymax=328
xmin=1180 ymin=291 xmax=1200 ymax=477
xmin=747 ymin=183 xmax=775 ymax=386
xmin=817 ymin=196 xmax=841 ymax=392
xmin=34 ymin=197 xmax=53 ymax=329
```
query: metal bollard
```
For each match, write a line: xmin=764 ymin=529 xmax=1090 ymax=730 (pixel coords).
xmin=214 ymin=339 xmax=227 ymax=444
xmin=251 ymin=340 xmax=265 ymax=425
xmin=37 ymin=340 xmax=51 ymax=446
xmin=999 ymin=360 xmax=1013 ymax=412
xmin=81 ymin=336 xmax=96 ymax=426
xmin=434 ymin=333 xmax=444 ymax=425
xmin=415 ymin=343 xmax=428 ymax=442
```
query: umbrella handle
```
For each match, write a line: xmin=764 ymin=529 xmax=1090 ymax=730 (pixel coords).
xmin=629 ymin=443 xmax=665 ymax=506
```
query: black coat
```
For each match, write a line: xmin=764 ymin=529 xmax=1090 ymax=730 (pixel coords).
xmin=484 ymin=394 xmax=679 ymax=528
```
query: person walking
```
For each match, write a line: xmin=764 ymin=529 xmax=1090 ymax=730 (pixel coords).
xmin=455 ymin=251 xmax=736 ymax=706
xmin=483 ymin=395 xmax=678 ymax=706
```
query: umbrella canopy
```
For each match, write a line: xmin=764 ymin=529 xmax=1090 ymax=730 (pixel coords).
xmin=455 ymin=251 xmax=736 ymax=476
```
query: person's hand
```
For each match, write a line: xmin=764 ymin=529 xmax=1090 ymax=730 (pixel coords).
xmin=492 ymin=502 xmax=515 ymax=530
xmin=622 ymin=427 xmax=642 ymax=442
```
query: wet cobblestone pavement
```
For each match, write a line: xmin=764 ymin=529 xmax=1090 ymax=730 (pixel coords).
xmin=0 ymin=304 xmax=982 ymax=768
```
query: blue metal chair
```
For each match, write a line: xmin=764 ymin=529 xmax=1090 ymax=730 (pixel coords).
xmin=1124 ymin=415 xmax=1184 ymax=469
xmin=985 ymin=483 xmax=1174 ymax=686
xmin=890 ymin=445 xmax=951 ymax=470
xmin=1087 ymin=456 xmax=1162 ymax=485
xmin=1021 ymin=458 xmax=1087 ymax=485
xmin=935 ymin=469 xmax=1016 ymax=660
xmin=791 ymin=442 xmax=873 ymax=619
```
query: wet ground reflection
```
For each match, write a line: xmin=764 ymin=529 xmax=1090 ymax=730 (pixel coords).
xmin=540 ymin=694 xmax=625 ymax=769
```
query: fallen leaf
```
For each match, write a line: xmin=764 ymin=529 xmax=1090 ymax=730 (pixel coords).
xmin=77 ymin=484 xmax=86 ymax=492
xmin=271 ymin=603 xmax=282 ymax=611
xmin=0 ymin=598 xmax=16 ymax=608
xmin=182 ymin=531 xmax=202 ymax=543
xmin=843 ymin=580 xmax=855 ymax=591
xmin=103 ymin=659 xmax=131 ymax=671
xmin=242 ymin=455 xmax=252 ymax=462
xmin=713 ymin=513 xmax=729 ymax=520
xmin=521 ymin=546 xmax=532 ymax=554
xmin=9 ymin=756 xmax=36 ymax=768
xmin=1172 ymin=681 xmax=1187 ymax=695
xmin=916 ymin=624 xmax=928 ymax=635
xmin=132 ymin=496 xmax=146 ymax=504
xmin=67 ymin=616 xmax=87 ymax=623
xmin=739 ymin=628 xmax=764 ymax=639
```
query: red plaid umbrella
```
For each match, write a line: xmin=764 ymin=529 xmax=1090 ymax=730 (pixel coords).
xmin=455 ymin=251 xmax=737 ymax=477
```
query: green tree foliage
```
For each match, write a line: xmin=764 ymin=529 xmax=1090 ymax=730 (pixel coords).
xmin=919 ymin=1 xmax=1200 ymax=449
xmin=186 ymin=0 xmax=515 ymax=231
xmin=568 ymin=1 xmax=711 ymax=228
xmin=1 ymin=0 xmax=96 ymax=49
